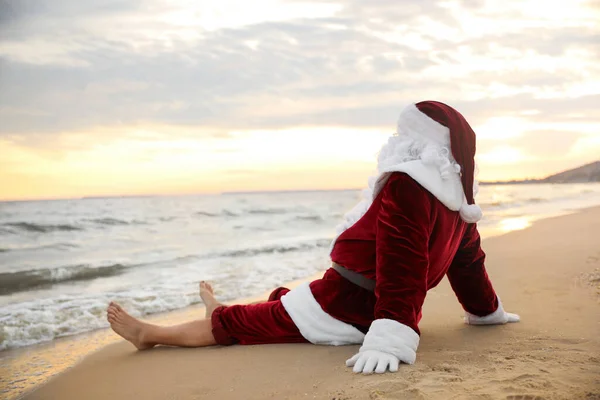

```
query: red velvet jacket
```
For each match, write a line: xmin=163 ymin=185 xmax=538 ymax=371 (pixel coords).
xmin=309 ymin=172 xmax=498 ymax=335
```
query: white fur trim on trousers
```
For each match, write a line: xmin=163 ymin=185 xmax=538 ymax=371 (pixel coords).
xmin=280 ymin=282 xmax=365 ymax=345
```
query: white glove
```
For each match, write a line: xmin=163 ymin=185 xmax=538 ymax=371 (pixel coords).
xmin=345 ymin=319 xmax=420 ymax=374
xmin=465 ymin=299 xmax=520 ymax=325
xmin=346 ymin=350 xmax=399 ymax=374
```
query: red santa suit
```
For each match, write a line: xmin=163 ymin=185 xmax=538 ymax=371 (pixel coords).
xmin=210 ymin=101 xmax=520 ymax=373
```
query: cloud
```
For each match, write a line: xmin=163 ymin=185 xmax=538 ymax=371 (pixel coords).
xmin=514 ymin=130 xmax=584 ymax=157
xmin=0 ymin=0 xmax=599 ymax=155
xmin=478 ymin=130 xmax=583 ymax=158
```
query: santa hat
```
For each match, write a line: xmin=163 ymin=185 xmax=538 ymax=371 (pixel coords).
xmin=401 ymin=101 xmax=483 ymax=223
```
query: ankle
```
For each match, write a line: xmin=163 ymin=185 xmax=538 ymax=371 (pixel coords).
xmin=135 ymin=330 xmax=156 ymax=350
xmin=138 ymin=323 xmax=153 ymax=344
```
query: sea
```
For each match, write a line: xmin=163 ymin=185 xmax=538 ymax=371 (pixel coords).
xmin=1 ymin=183 xmax=600 ymax=352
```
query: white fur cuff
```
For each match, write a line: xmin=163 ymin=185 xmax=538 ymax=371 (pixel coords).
xmin=359 ymin=319 xmax=420 ymax=365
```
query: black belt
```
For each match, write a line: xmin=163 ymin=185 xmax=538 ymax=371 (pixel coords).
xmin=331 ymin=262 xmax=376 ymax=292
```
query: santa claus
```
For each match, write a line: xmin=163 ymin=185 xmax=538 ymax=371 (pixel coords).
xmin=107 ymin=100 xmax=520 ymax=374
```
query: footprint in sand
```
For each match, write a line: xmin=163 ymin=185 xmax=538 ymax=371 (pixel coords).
xmin=550 ymin=337 xmax=587 ymax=345
xmin=430 ymin=364 xmax=461 ymax=374
xmin=506 ymin=396 xmax=545 ymax=400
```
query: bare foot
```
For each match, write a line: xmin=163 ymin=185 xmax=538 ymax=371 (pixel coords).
xmin=106 ymin=302 xmax=154 ymax=350
xmin=199 ymin=281 xmax=223 ymax=319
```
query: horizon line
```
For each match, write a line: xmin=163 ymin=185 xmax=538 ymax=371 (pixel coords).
xmin=4 ymin=179 xmax=600 ymax=203
xmin=0 ymin=187 xmax=365 ymax=203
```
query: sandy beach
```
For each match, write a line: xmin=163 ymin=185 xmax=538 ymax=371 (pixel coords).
xmin=19 ymin=207 xmax=600 ymax=400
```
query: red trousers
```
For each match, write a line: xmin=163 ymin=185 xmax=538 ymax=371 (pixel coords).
xmin=211 ymin=287 xmax=307 ymax=345
xmin=211 ymin=269 xmax=390 ymax=345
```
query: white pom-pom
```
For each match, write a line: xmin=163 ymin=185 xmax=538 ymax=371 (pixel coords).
xmin=459 ymin=203 xmax=483 ymax=223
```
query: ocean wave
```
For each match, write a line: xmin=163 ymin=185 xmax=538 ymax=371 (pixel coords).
xmin=196 ymin=208 xmax=304 ymax=218
xmin=247 ymin=208 xmax=290 ymax=215
xmin=294 ymin=215 xmax=324 ymax=222
xmin=0 ymin=263 xmax=129 ymax=295
xmin=87 ymin=217 xmax=148 ymax=226
xmin=0 ymin=238 xmax=333 ymax=350
xmin=0 ymin=238 xmax=331 ymax=296
xmin=0 ymin=288 xmax=201 ymax=351
xmin=3 ymin=222 xmax=82 ymax=234
xmin=87 ymin=217 xmax=129 ymax=225
xmin=480 ymin=197 xmax=549 ymax=209
xmin=195 ymin=210 xmax=239 ymax=217
xmin=216 ymin=239 xmax=331 ymax=258
xmin=195 ymin=211 xmax=219 ymax=217
xmin=0 ymin=242 xmax=79 ymax=253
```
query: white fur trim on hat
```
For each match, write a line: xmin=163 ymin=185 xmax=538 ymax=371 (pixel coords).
xmin=459 ymin=203 xmax=483 ymax=223
xmin=397 ymin=103 xmax=450 ymax=147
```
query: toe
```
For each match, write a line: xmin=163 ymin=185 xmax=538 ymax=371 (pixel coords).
xmin=200 ymin=281 xmax=214 ymax=295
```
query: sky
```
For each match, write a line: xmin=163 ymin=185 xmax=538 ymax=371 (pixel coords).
xmin=1 ymin=0 xmax=599 ymax=200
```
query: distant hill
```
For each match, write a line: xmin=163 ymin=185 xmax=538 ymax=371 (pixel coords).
xmin=481 ymin=161 xmax=600 ymax=185
xmin=542 ymin=161 xmax=600 ymax=183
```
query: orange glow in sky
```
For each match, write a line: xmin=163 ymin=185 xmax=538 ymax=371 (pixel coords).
xmin=1 ymin=0 xmax=599 ymax=201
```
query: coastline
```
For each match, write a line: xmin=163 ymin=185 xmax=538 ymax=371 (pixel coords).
xmin=3 ymin=206 xmax=600 ymax=400
xmin=0 ymin=274 xmax=319 ymax=400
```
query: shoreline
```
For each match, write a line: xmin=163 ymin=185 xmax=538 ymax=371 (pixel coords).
xmin=1 ymin=273 xmax=321 ymax=400
xmin=3 ymin=206 xmax=600 ymax=400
